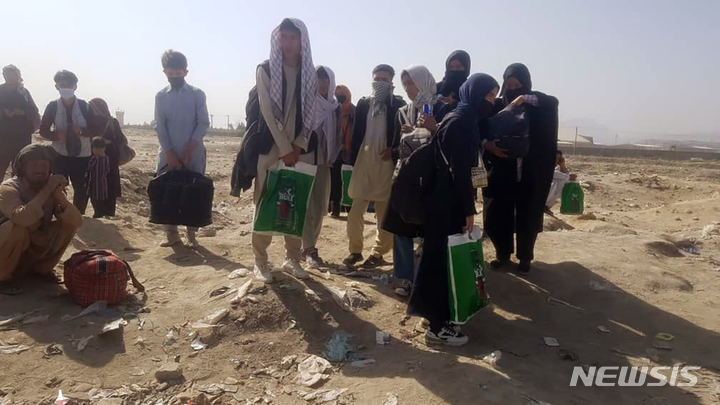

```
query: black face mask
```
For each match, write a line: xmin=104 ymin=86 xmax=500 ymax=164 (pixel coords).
xmin=168 ymin=77 xmax=185 ymax=90
xmin=476 ymin=99 xmax=495 ymax=119
xmin=504 ymin=88 xmax=525 ymax=103
xmin=336 ymin=95 xmax=347 ymax=104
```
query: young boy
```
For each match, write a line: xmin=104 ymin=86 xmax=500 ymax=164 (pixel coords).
xmin=88 ymin=137 xmax=113 ymax=218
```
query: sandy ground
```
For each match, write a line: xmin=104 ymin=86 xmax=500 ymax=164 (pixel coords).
xmin=1 ymin=129 xmax=719 ymax=405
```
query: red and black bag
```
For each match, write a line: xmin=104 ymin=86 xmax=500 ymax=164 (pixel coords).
xmin=63 ymin=250 xmax=145 ymax=307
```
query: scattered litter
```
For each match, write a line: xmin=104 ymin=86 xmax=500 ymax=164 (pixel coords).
xmin=155 ymin=363 xmax=183 ymax=382
xmin=21 ymin=314 xmax=50 ymax=325
xmin=224 ymin=377 xmax=240 ymax=385
xmin=100 ymin=319 xmax=128 ymax=335
xmin=163 ymin=331 xmax=177 ymax=346
xmin=596 ymin=326 xmax=611 ymax=334
xmin=295 ymin=355 xmax=332 ymax=387
xmin=191 ymin=337 xmax=208 ymax=351
xmin=383 ymin=393 xmax=399 ymax=405
xmin=655 ymin=333 xmax=674 ymax=341
xmin=653 ymin=341 xmax=672 ymax=351
xmin=328 ymin=287 xmax=370 ymax=312
xmin=547 ymin=296 xmax=585 ymax=311
xmin=44 ymin=343 xmax=63 ymax=357
xmin=204 ymin=308 xmax=229 ymax=325
xmin=482 ymin=350 xmax=502 ymax=365
xmin=543 ymin=337 xmax=560 ymax=347
xmin=681 ymin=246 xmax=699 ymax=255
xmin=351 ymin=359 xmax=376 ymax=368
xmin=280 ymin=355 xmax=298 ymax=370
xmin=55 ymin=389 xmax=70 ymax=405
xmin=305 ymin=289 xmax=322 ymax=303
xmin=228 ymin=268 xmax=250 ymax=279
xmin=324 ymin=331 xmax=356 ymax=362
xmin=344 ymin=271 xmax=372 ymax=279
xmin=0 ymin=308 xmax=43 ymax=327
xmin=231 ymin=279 xmax=254 ymax=304
xmin=130 ymin=368 xmax=146 ymax=376
xmin=376 ymin=331 xmax=391 ymax=345
xmin=75 ymin=336 xmax=93 ymax=352
xmin=588 ymin=281 xmax=617 ymax=292
xmin=556 ymin=348 xmax=578 ymax=361
xmin=302 ymin=388 xmax=348 ymax=403
xmin=210 ymin=286 xmax=231 ymax=297
xmin=0 ymin=344 xmax=31 ymax=355
xmin=399 ymin=315 xmax=411 ymax=326
xmin=190 ymin=322 xmax=222 ymax=330
xmin=244 ymin=296 xmax=260 ymax=304
xmin=61 ymin=301 xmax=107 ymax=322
xmin=321 ymin=271 xmax=332 ymax=280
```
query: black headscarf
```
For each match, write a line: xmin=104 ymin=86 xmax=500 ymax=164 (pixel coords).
xmin=12 ymin=144 xmax=56 ymax=178
xmin=500 ymin=63 xmax=532 ymax=103
xmin=455 ymin=74 xmax=499 ymax=120
xmin=438 ymin=50 xmax=471 ymax=99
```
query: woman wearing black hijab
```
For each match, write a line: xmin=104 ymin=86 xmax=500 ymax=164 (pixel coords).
xmin=436 ymin=50 xmax=471 ymax=104
xmin=482 ymin=63 xmax=559 ymax=275
xmin=407 ymin=73 xmax=499 ymax=347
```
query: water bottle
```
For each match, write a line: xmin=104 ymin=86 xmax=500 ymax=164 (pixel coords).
xmin=423 ymin=104 xmax=431 ymax=116
xmin=379 ymin=274 xmax=389 ymax=285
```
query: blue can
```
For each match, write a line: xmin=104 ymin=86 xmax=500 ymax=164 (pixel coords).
xmin=423 ymin=104 xmax=431 ymax=115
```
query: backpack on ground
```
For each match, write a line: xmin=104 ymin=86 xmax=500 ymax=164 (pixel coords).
xmin=63 ymin=250 xmax=145 ymax=307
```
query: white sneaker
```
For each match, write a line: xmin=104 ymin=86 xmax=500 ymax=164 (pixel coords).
xmin=254 ymin=264 xmax=274 ymax=284
xmin=425 ymin=324 xmax=469 ymax=347
xmin=283 ymin=260 xmax=310 ymax=279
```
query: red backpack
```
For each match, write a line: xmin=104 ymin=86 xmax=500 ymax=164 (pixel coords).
xmin=63 ymin=250 xmax=145 ymax=307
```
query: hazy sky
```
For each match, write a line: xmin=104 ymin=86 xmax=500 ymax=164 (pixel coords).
xmin=4 ymin=0 xmax=719 ymax=143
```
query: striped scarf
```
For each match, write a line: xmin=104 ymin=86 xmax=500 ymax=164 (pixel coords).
xmin=370 ymin=81 xmax=393 ymax=117
xmin=269 ymin=18 xmax=317 ymax=137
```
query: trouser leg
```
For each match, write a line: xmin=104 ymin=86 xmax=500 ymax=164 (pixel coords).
xmin=347 ymin=199 xmax=369 ymax=254
xmin=370 ymin=201 xmax=393 ymax=257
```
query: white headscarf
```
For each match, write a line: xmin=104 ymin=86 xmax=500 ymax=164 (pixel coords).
xmin=313 ymin=66 xmax=340 ymax=164
xmin=403 ymin=65 xmax=437 ymax=124
xmin=269 ymin=18 xmax=317 ymax=137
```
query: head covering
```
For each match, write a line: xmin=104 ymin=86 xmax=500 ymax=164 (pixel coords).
xmin=12 ymin=144 xmax=56 ymax=178
xmin=455 ymin=73 xmax=499 ymax=121
xmin=402 ymin=65 xmax=437 ymax=124
xmin=335 ymin=85 xmax=353 ymax=151
xmin=313 ymin=66 xmax=340 ymax=164
xmin=88 ymin=98 xmax=112 ymax=136
xmin=269 ymin=18 xmax=317 ymax=136
xmin=500 ymin=63 xmax=532 ymax=101
xmin=438 ymin=50 xmax=471 ymax=98
xmin=336 ymin=84 xmax=352 ymax=112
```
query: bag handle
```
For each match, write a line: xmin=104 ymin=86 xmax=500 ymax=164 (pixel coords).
xmin=123 ymin=260 xmax=145 ymax=292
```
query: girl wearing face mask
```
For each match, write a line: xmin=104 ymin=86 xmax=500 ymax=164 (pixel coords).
xmin=482 ymin=63 xmax=560 ymax=275
xmin=407 ymin=73 xmax=499 ymax=347
xmin=436 ymin=50 xmax=471 ymax=105
xmin=39 ymin=70 xmax=96 ymax=214
xmin=382 ymin=65 xmax=452 ymax=297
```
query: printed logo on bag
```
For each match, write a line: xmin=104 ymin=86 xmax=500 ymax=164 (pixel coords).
xmin=569 ymin=366 xmax=700 ymax=387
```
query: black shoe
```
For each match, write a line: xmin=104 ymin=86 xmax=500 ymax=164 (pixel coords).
xmin=490 ymin=259 xmax=512 ymax=271
xmin=425 ymin=323 xmax=469 ymax=346
xmin=362 ymin=255 xmax=387 ymax=269
xmin=343 ymin=253 xmax=364 ymax=267
xmin=304 ymin=248 xmax=324 ymax=269
xmin=517 ymin=261 xmax=531 ymax=275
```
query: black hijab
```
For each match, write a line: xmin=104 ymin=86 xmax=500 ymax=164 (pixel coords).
xmin=454 ymin=73 xmax=499 ymax=139
xmin=438 ymin=50 xmax=471 ymax=99
xmin=500 ymin=63 xmax=532 ymax=103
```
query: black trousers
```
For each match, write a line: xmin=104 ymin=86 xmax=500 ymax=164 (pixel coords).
xmin=54 ymin=155 xmax=90 ymax=214
xmin=91 ymin=197 xmax=117 ymax=218
xmin=483 ymin=194 xmax=539 ymax=262
xmin=329 ymin=159 xmax=343 ymax=213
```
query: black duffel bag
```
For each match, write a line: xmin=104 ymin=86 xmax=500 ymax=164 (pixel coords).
xmin=489 ymin=104 xmax=529 ymax=159
xmin=148 ymin=168 xmax=214 ymax=228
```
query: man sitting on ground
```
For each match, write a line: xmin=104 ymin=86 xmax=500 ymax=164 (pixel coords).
xmin=0 ymin=144 xmax=82 ymax=295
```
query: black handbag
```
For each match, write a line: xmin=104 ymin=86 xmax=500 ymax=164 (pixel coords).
xmin=489 ymin=104 xmax=530 ymax=159
xmin=147 ymin=168 xmax=214 ymax=228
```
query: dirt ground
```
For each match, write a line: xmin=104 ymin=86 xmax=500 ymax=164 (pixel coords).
xmin=1 ymin=129 xmax=719 ymax=405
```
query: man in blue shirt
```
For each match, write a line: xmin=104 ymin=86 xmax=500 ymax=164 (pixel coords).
xmin=154 ymin=50 xmax=209 ymax=248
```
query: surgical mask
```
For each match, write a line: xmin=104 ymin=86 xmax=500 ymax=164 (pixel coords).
xmin=59 ymin=88 xmax=75 ymax=100
xmin=168 ymin=77 xmax=185 ymax=89
xmin=336 ymin=94 xmax=347 ymax=104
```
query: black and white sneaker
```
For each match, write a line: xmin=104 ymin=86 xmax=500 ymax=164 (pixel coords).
xmin=425 ymin=324 xmax=469 ymax=346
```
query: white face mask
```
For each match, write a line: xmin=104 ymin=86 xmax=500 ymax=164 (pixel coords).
xmin=59 ymin=88 xmax=75 ymax=100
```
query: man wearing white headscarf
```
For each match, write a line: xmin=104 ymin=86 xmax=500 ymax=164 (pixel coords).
xmin=301 ymin=66 xmax=342 ymax=268
xmin=343 ymin=65 xmax=406 ymax=269
xmin=253 ymin=18 xmax=318 ymax=283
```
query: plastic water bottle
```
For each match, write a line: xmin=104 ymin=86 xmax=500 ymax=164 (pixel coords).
xmin=423 ymin=104 xmax=431 ymax=115
xmin=379 ymin=274 xmax=389 ymax=285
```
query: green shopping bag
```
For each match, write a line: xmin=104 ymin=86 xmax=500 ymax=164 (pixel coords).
xmin=341 ymin=164 xmax=353 ymax=207
xmin=253 ymin=161 xmax=317 ymax=237
xmin=560 ymin=181 xmax=584 ymax=215
xmin=447 ymin=228 xmax=490 ymax=324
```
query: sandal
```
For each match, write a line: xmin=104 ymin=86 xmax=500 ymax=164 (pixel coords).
xmin=0 ymin=282 xmax=23 ymax=296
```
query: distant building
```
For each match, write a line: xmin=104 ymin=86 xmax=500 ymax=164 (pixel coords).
xmin=115 ymin=110 xmax=125 ymax=127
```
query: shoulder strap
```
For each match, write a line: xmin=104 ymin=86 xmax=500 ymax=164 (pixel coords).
xmin=77 ymin=100 xmax=89 ymax=117
xmin=123 ymin=260 xmax=145 ymax=292
xmin=47 ymin=100 xmax=58 ymax=119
